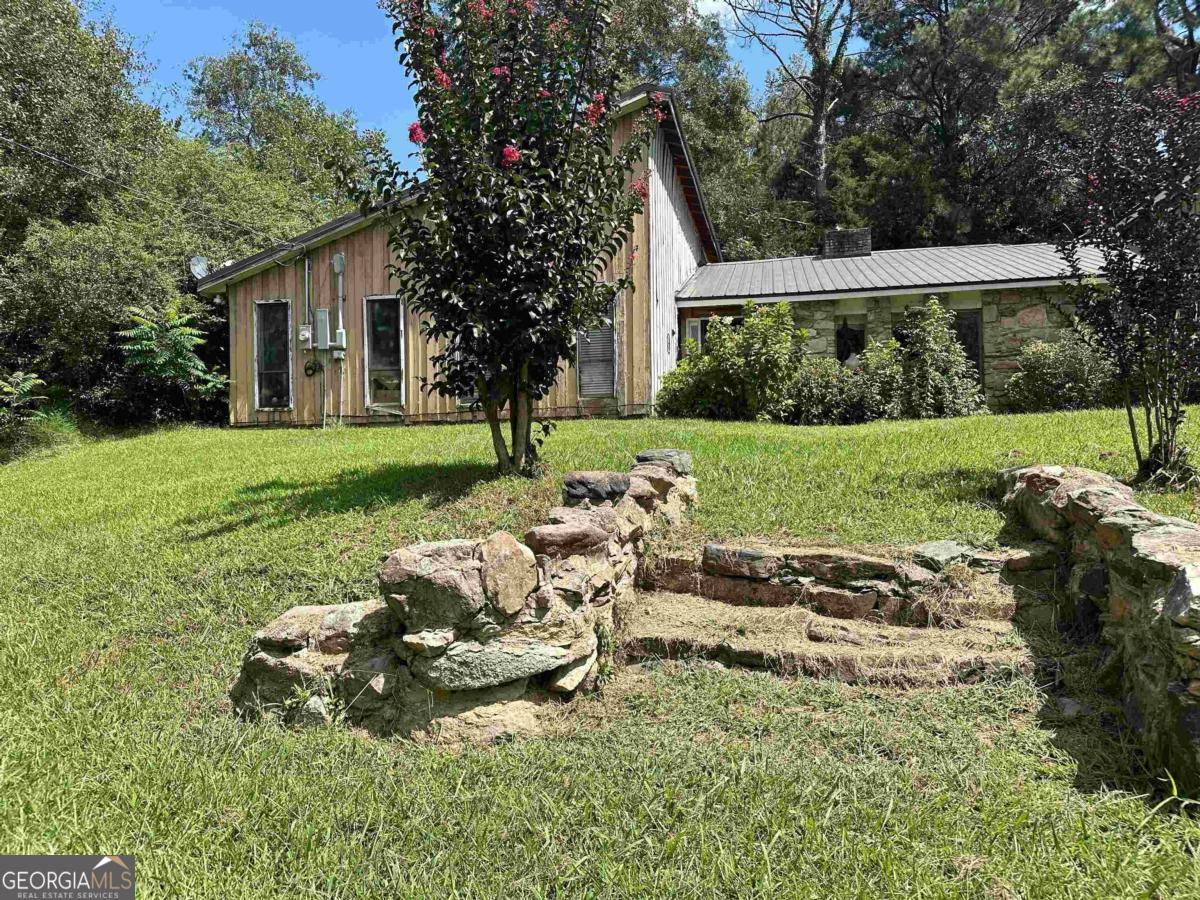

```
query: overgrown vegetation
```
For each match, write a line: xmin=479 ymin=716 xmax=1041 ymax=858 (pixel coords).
xmin=659 ymin=300 xmax=984 ymax=426
xmin=3 ymin=415 xmax=1200 ymax=895
xmin=1004 ymin=330 xmax=1119 ymax=413
xmin=657 ymin=302 xmax=802 ymax=421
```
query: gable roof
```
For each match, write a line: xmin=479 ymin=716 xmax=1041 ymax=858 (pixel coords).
xmin=197 ymin=84 xmax=720 ymax=295
xmin=676 ymin=242 xmax=1106 ymax=306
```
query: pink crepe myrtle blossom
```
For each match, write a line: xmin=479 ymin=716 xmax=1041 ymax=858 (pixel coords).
xmin=630 ymin=177 xmax=648 ymax=203
xmin=500 ymin=145 xmax=521 ymax=167
xmin=537 ymin=88 xmax=552 ymax=99
xmin=468 ymin=0 xmax=493 ymax=20
xmin=409 ymin=121 xmax=428 ymax=144
xmin=492 ymin=65 xmax=511 ymax=79
xmin=434 ymin=67 xmax=452 ymax=89
xmin=584 ymin=92 xmax=606 ymax=126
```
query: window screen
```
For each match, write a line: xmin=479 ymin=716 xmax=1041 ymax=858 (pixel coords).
xmin=256 ymin=301 xmax=291 ymax=409
xmin=366 ymin=296 xmax=404 ymax=407
xmin=578 ymin=313 xmax=616 ymax=397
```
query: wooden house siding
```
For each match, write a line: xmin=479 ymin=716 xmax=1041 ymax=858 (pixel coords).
xmin=225 ymin=116 xmax=660 ymax=427
xmin=647 ymin=128 xmax=706 ymax=398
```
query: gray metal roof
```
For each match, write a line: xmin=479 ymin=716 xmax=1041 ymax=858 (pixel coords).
xmin=676 ymin=243 xmax=1106 ymax=303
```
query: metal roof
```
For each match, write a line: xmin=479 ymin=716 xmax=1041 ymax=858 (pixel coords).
xmin=676 ymin=243 xmax=1106 ymax=304
xmin=197 ymin=84 xmax=719 ymax=295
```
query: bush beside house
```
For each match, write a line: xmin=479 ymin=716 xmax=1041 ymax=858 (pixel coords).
xmin=659 ymin=299 xmax=986 ymax=426
xmin=1003 ymin=330 xmax=1119 ymax=413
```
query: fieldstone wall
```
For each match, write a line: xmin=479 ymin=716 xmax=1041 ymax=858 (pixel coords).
xmin=1000 ymin=464 xmax=1200 ymax=791
xmin=230 ymin=449 xmax=696 ymax=741
xmin=646 ymin=544 xmax=938 ymax=622
xmin=981 ymin=288 xmax=1072 ymax=405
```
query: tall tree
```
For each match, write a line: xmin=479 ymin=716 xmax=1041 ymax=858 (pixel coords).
xmin=185 ymin=23 xmax=385 ymax=211
xmin=857 ymin=0 xmax=1073 ymax=241
xmin=351 ymin=0 xmax=658 ymax=474
xmin=725 ymin=0 xmax=858 ymax=221
xmin=0 ymin=0 xmax=156 ymax=253
xmin=1155 ymin=0 xmax=1200 ymax=89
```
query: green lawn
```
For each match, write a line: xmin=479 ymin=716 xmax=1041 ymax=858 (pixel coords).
xmin=3 ymin=411 xmax=1200 ymax=897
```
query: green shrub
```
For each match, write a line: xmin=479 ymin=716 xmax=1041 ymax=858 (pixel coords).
xmin=790 ymin=339 xmax=906 ymax=425
xmin=1004 ymin=330 xmax=1119 ymax=413
xmin=790 ymin=356 xmax=859 ymax=425
xmin=893 ymin=299 xmax=986 ymax=419
xmin=656 ymin=302 xmax=805 ymax=421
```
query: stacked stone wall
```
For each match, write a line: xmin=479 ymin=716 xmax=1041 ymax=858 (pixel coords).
xmin=1001 ymin=464 xmax=1200 ymax=791
xmin=230 ymin=449 xmax=696 ymax=739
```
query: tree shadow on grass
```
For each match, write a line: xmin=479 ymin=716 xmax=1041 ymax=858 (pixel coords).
xmin=183 ymin=460 xmax=498 ymax=540
xmin=1012 ymin=595 xmax=1170 ymax=800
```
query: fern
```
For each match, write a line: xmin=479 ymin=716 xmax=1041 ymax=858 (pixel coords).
xmin=0 ymin=371 xmax=46 ymax=426
xmin=119 ymin=305 xmax=224 ymax=397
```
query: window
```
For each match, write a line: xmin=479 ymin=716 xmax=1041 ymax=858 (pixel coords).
xmin=836 ymin=318 xmax=866 ymax=364
xmin=255 ymin=300 xmax=291 ymax=409
xmin=684 ymin=315 xmax=744 ymax=355
xmin=364 ymin=295 xmax=405 ymax=408
xmin=578 ymin=308 xmax=616 ymax=397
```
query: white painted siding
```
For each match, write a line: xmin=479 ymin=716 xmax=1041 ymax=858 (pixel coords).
xmin=648 ymin=128 xmax=706 ymax=401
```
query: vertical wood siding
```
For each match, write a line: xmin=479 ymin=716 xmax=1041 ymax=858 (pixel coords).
xmin=648 ymin=128 xmax=706 ymax=401
xmin=226 ymin=117 xmax=655 ymax=426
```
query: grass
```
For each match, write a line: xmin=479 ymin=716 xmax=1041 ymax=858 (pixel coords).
xmin=3 ymin=409 xmax=1200 ymax=897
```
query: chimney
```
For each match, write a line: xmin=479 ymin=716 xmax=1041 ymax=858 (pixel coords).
xmin=822 ymin=227 xmax=872 ymax=259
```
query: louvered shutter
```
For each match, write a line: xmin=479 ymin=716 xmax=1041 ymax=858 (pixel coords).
xmin=577 ymin=319 xmax=615 ymax=397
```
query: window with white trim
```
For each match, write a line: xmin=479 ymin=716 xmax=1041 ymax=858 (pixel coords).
xmin=255 ymin=300 xmax=291 ymax=409
xmin=577 ymin=305 xmax=616 ymax=397
xmin=364 ymin=295 xmax=405 ymax=408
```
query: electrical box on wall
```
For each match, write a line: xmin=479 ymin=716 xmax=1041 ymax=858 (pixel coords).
xmin=298 ymin=323 xmax=313 ymax=347
xmin=314 ymin=309 xmax=332 ymax=350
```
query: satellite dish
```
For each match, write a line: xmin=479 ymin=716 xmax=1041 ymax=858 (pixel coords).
xmin=189 ymin=256 xmax=210 ymax=280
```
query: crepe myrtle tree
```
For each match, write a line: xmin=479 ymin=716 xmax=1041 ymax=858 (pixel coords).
xmin=1057 ymin=81 xmax=1200 ymax=486
xmin=344 ymin=0 xmax=663 ymax=475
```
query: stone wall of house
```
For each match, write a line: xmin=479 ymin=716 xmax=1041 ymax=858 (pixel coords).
xmin=230 ymin=449 xmax=696 ymax=741
xmin=981 ymin=288 xmax=1072 ymax=405
xmin=1000 ymin=464 xmax=1200 ymax=792
xmin=682 ymin=286 xmax=1072 ymax=405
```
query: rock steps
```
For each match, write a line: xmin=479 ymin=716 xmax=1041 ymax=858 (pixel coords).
xmin=642 ymin=541 xmax=1044 ymax=625
xmin=618 ymin=591 xmax=1032 ymax=687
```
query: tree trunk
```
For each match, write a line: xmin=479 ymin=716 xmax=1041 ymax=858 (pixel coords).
xmin=810 ymin=107 xmax=832 ymax=225
xmin=480 ymin=378 xmax=514 ymax=475
xmin=508 ymin=361 xmax=534 ymax=475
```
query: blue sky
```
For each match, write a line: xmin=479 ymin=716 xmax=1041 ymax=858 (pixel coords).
xmin=99 ymin=0 xmax=774 ymax=158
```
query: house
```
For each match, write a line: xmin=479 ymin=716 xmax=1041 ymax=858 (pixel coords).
xmin=197 ymin=85 xmax=1102 ymax=427
xmin=677 ymin=236 xmax=1105 ymax=400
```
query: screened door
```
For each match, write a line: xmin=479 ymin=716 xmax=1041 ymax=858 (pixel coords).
xmin=256 ymin=301 xmax=291 ymax=409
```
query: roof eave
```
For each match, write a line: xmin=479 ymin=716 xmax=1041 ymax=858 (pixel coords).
xmin=198 ymin=83 xmax=724 ymax=295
